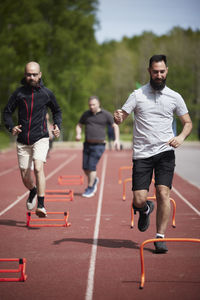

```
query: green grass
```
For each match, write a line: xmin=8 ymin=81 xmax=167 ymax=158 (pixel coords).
xmin=118 ymin=133 xmax=133 ymax=142
xmin=0 ymin=131 xmax=11 ymax=150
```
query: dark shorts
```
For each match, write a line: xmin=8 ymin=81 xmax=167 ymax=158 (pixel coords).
xmin=132 ymin=150 xmax=175 ymax=191
xmin=83 ymin=142 xmax=105 ymax=171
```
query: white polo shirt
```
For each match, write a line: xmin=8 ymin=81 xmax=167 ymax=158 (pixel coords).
xmin=122 ymin=83 xmax=188 ymax=159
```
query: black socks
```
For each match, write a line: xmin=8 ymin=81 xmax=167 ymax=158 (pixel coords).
xmin=37 ymin=196 xmax=44 ymax=208
xmin=133 ymin=202 xmax=150 ymax=215
xmin=29 ymin=187 xmax=37 ymax=203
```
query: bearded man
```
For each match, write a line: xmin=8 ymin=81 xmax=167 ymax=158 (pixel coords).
xmin=4 ymin=61 xmax=62 ymax=217
xmin=114 ymin=54 xmax=192 ymax=253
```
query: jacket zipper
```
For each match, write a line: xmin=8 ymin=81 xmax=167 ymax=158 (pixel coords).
xmin=23 ymin=99 xmax=28 ymax=120
xmin=27 ymin=89 xmax=34 ymax=144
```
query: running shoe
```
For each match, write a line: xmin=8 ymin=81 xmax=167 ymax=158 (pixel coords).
xmin=35 ymin=206 xmax=47 ymax=218
xmin=93 ymin=177 xmax=99 ymax=194
xmin=26 ymin=187 xmax=37 ymax=211
xmin=135 ymin=200 xmax=154 ymax=232
xmin=82 ymin=186 xmax=95 ymax=198
xmin=154 ymin=238 xmax=168 ymax=254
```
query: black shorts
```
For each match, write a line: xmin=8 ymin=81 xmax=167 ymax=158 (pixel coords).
xmin=132 ymin=150 xmax=175 ymax=191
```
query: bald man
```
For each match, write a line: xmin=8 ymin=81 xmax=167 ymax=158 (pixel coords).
xmin=4 ymin=62 xmax=62 ymax=217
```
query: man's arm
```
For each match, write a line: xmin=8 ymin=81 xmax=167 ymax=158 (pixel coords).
xmin=112 ymin=123 xmax=120 ymax=150
xmin=48 ymin=91 xmax=62 ymax=130
xmin=114 ymin=109 xmax=129 ymax=125
xmin=168 ymin=113 xmax=193 ymax=148
xmin=76 ymin=123 xmax=82 ymax=141
xmin=3 ymin=92 xmax=18 ymax=132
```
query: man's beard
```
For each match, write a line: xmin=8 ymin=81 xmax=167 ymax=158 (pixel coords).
xmin=150 ymin=77 xmax=166 ymax=91
xmin=26 ymin=79 xmax=40 ymax=87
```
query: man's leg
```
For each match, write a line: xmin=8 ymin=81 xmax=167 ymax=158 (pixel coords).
xmin=17 ymin=142 xmax=37 ymax=210
xmin=20 ymin=167 xmax=37 ymax=210
xmin=83 ymin=169 xmax=96 ymax=187
xmin=132 ymin=190 xmax=154 ymax=232
xmin=86 ymin=170 xmax=97 ymax=187
xmin=133 ymin=189 xmax=148 ymax=208
xmin=132 ymin=158 xmax=154 ymax=232
xmin=34 ymin=159 xmax=47 ymax=217
xmin=34 ymin=159 xmax=45 ymax=197
xmin=153 ymin=151 xmax=175 ymax=253
xmin=82 ymin=143 xmax=104 ymax=198
xmin=156 ymin=185 xmax=171 ymax=235
xmin=32 ymin=138 xmax=49 ymax=217
xmin=153 ymin=184 xmax=170 ymax=253
xmin=20 ymin=168 xmax=35 ymax=190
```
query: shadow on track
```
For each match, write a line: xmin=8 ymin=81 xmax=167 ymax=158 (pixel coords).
xmin=0 ymin=219 xmax=39 ymax=230
xmin=53 ymin=238 xmax=140 ymax=249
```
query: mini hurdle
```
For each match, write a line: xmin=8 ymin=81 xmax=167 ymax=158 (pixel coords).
xmin=45 ymin=189 xmax=74 ymax=202
xmin=118 ymin=166 xmax=132 ymax=184
xmin=131 ymin=197 xmax=176 ymax=229
xmin=58 ymin=175 xmax=84 ymax=186
xmin=139 ymin=238 xmax=200 ymax=289
xmin=0 ymin=258 xmax=27 ymax=282
xmin=26 ymin=211 xmax=71 ymax=228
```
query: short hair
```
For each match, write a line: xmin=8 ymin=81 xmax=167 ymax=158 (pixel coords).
xmin=88 ymin=96 xmax=100 ymax=103
xmin=149 ymin=55 xmax=167 ymax=68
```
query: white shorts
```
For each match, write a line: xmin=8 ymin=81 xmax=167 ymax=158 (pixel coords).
xmin=17 ymin=138 xmax=49 ymax=169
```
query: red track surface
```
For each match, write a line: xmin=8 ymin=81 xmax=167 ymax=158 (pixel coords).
xmin=0 ymin=147 xmax=200 ymax=300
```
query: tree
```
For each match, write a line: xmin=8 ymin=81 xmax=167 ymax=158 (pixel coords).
xmin=0 ymin=0 xmax=99 ymax=139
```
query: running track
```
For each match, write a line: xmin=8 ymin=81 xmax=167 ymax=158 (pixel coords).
xmin=0 ymin=145 xmax=200 ymax=300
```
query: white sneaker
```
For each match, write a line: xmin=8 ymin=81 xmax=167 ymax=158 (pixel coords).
xmin=35 ymin=207 xmax=47 ymax=218
xmin=26 ymin=195 xmax=37 ymax=210
xmin=26 ymin=188 xmax=37 ymax=211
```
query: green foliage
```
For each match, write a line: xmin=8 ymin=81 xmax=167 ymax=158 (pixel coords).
xmin=0 ymin=1 xmax=199 ymax=141
xmin=0 ymin=130 xmax=11 ymax=150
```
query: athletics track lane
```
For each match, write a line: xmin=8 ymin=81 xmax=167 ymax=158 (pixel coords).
xmin=0 ymin=147 xmax=199 ymax=300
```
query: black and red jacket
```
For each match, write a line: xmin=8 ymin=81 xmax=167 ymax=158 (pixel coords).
xmin=3 ymin=78 xmax=62 ymax=145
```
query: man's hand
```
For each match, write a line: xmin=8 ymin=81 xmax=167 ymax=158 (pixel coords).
xmin=114 ymin=140 xmax=120 ymax=151
xmin=114 ymin=109 xmax=125 ymax=124
xmin=52 ymin=124 xmax=60 ymax=138
xmin=75 ymin=123 xmax=82 ymax=141
xmin=168 ymin=136 xmax=184 ymax=148
xmin=169 ymin=113 xmax=192 ymax=148
xmin=12 ymin=125 xmax=22 ymax=136
xmin=75 ymin=134 xmax=81 ymax=141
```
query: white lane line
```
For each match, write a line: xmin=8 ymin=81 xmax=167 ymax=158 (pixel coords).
xmin=0 ymin=154 xmax=77 ymax=217
xmin=0 ymin=166 xmax=18 ymax=177
xmin=172 ymin=187 xmax=200 ymax=216
xmin=85 ymin=154 xmax=108 ymax=300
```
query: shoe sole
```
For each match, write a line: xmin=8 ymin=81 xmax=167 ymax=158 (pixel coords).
xmin=35 ymin=209 xmax=47 ymax=218
xmin=154 ymin=249 xmax=168 ymax=254
xmin=82 ymin=193 xmax=95 ymax=198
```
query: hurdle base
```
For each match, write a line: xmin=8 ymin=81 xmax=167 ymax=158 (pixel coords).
xmin=26 ymin=211 xmax=71 ymax=228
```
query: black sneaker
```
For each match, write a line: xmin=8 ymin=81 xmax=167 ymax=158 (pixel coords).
xmin=133 ymin=200 xmax=154 ymax=232
xmin=154 ymin=237 xmax=168 ymax=254
xmin=26 ymin=187 xmax=37 ymax=211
